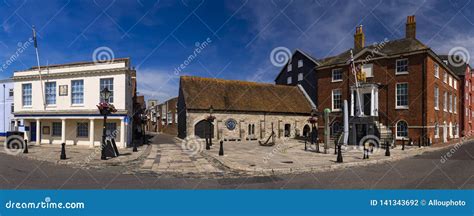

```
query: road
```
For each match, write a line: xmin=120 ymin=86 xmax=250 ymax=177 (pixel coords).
xmin=1 ymin=134 xmax=473 ymax=189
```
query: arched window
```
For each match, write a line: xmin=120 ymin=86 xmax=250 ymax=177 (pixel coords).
xmin=396 ymin=121 xmax=408 ymax=138
xmin=331 ymin=121 xmax=342 ymax=136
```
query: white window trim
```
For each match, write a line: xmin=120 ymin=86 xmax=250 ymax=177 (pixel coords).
xmin=434 ymin=63 xmax=439 ymax=78
xmin=331 ymin=89 xmax=342 ymax=112
xmin=395 ymin=83 xmax=409 ymax=109
xmin=331 ymin=68 xmax=343 ymax=82
xmin=434 ymin=123 xmax=439 ymax=139
xmin=395 ymin=120 xmax=409 ymax=140
xmin=434 ymin=86 xmax=439 ymax=110
xmin=395 ymin=58 xmax=409 ymax=75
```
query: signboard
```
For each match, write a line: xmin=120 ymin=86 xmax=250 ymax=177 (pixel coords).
xmin=225 ymin=118 xmax=237 ymax=130
xmin=59 ymin=85 xmax=68 ymax=96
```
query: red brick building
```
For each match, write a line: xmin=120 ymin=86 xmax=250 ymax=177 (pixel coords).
xmin=311 ymin=15 xmax=461 ymax=145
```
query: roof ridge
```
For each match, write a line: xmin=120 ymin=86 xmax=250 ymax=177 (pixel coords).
xmin=181 ymin=76 xmax=299 ymax=88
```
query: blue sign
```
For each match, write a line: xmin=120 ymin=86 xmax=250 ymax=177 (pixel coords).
xmin=225 ymin=118 xmax=237 ymax=130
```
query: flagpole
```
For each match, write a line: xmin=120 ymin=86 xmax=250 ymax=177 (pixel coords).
xmin=32 ymin=26 xmax=45 ymax=110
xmin=350 ymin=49 xmax=363 ymax=116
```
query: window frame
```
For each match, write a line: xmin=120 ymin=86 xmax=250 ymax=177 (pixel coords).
xmin=297 ymin=59 xmax=303 ymax=68
xmin=434 ymin=63 xmax=439 ymax=78
xmin=45 ymin=81 xmax=57 ymax=105
xmin=395 ymin=58 xmax=409 ymax=75
xmin=434 ymin=86 xmax=439 ymax=110
xmin=395 ymin=83 xmax=409 ymax=109
xmin=52 ymin=122 xmax=62 ymax=137
xmin=297 ymin=73 xmax=303 ymax=81
xmin=287 ymin=76 xmax=292 ymax=84
xmin=76 ymin=122 xmax=89 ymax=138
xmin=332 ymin=89 xmax=342 ymax=111
xmin=396 ymin=120 xmax=409 ymax=139
xmin=22 ymin=83 xmax=32 ymax=107
xmin=71 ymin=79 xmax=84 ymax=105
xmin=332 ymin=68 xmax=343 ymax=82
xmin=99 ymin=78 xmax=114 ymax=103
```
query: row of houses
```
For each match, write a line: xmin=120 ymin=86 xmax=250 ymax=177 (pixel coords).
xmin=171 ymin=15 xmax=472 ymax=146
xmin=1 ymin=58 xmax=143 ymax=148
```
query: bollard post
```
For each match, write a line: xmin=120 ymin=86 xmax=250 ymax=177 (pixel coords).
xmin=23 ymin=139 xmax=28 ymax=154
xmin=60 ymin=143 xmax=66 ymax=160
xmin=133 ymin=140 xmax=138 ymax=152
xmin=363 ymin=143 xmax=367 ymax=159
xmin=219 ymin=140 xmax=224 ymax=156
xmin=402 ymin=138 xmax=405 ymax=150
xmin=418 ymin=137 xmax=421 ymax=148
xmin=385 ymin=141 xmax=391 ymax=156
xmin=304 ymin=138 xmax=307 ymax=151
xmin=336 ymin=144 xmax=343 ymax=163
xmin=206 ymin=137 xmax=210 ymax=150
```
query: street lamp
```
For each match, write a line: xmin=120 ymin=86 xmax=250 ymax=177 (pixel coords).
xmin=98 ymin=87 xmax=113 ymax=160
xmin=206 ymin=105 xmax=215 ymax=149
xmin=308 ymin=108 xmax=319 ymax=153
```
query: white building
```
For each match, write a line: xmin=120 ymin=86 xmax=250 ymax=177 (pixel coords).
xmin=13 ymin=58 xmax=135 ymax=148
xmin=0 ymin=79 xmax=16 ymax=136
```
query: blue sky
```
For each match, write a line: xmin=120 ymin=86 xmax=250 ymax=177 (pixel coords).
xmin=0 ymin=0 xmax=473 ymax=102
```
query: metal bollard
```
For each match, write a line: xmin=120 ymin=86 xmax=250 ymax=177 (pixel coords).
xmin=385 ymin=141 xmax=391 ymax=156
xmin=206 ymin=137 xmax=210 ymax=150
xmin=418 ymin=137 xmax=421 ymax=148
xmin=336 ymin=144 xmax=343 ymax=163
xmin=219 ymin=140 xmax=224 ymax=156
xmin=304 ymin=138 xmax=307 ymax=151
xmin=23 ymin=139 xmax=28 ymax=154
xmin=60 ymin=143 xmax=67 ymax=160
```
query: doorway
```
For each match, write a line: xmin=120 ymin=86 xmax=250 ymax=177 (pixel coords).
xmin=30 ymin=122 xmax=37 ymax=142
xmin=194 ymin=120 xmax=213 ymax=139
xmin=363 ymin=93 xmax=371 ymax=116
xmin=284 ymin=124 xmax=291 ymax=137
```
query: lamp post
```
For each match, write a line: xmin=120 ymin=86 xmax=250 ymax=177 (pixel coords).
xmin=206 ymin=105 xmax=215 ymax=148
xmin=308 ymin=108 xmax=318 ymax=153
xmin=99 ymin=87 xmax=112 ymax=160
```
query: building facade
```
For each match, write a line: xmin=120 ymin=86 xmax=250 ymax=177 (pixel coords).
xmin=13 ymin=58 xmax=135 ymax=148
xmin=0 ymin=79 xmax=15 ymax=136
xmin=178 ymin=76 xmax=313 ymax=141
xmin=275 ymin=49 xmax=319 ymax=105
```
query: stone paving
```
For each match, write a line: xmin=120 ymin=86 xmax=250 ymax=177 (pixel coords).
xmin=0 ymin=143 xmax=150 ymax=170
xmin=140 ymin=142 xmax=222 ymax=174
xmin=202 ymin=138 xmax=453 ymax=175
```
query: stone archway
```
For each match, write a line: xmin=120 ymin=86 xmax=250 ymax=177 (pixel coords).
xmin=194 ymin=120 xmax=214 ymax=138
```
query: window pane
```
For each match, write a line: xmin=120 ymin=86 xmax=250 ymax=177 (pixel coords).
xmin=396 ymin=83 xmax=408 ymax=107
xmin=52 ymin=122 xmax=62 ymax=136
xmin=45 ymin=82 xmax=56 ymax=105
xmin=100 ymin=78 xmax=114 ymax=103
xmin=77 ymin=122 xmax=89 ymax=137
xmin=72 ymin=80 xmax=84 ymax=104
xmin=22 ymin=83 xmax=32 ymax=106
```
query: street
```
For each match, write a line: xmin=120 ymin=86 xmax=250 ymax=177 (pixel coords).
xmin=0 ymin=134 xmax=473 ymax=189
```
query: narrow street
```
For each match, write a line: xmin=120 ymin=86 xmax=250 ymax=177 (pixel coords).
xmin=0 ymin=133 xmax=473 ymax=189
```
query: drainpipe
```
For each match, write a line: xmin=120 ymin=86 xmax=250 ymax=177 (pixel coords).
xmin=422 ymin=56 xmax=427 ymax=145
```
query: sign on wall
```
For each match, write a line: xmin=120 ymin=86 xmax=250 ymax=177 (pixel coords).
xmin=225 ymin=118 xmax=237 ymax=130
xmin=59 ymin=85 xmax=68 ymax=96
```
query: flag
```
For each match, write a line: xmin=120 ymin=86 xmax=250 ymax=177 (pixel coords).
xmin=32 ymin=26 xmax=37 ymax=48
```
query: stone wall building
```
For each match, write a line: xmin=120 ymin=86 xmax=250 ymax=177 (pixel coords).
xmin=177 ymin=76 xmax=313 ymax=141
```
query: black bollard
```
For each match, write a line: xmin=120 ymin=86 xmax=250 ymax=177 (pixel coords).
xmin=60 ymin=143 xmax=66 ymax=160
xmin=23 ymin=139 xmax=28 ymax=154
xmin=418 ymin=137 xmax=421 ymax=148
xmin=402 ymin=139 xmax=405 ymax=151
xmin=304 ymin=138 xmax=307 ymax=151
xmin=366 ymin=148 xmax=370 ymax=159
xmin=385 ymin=141 xmax=391 ymax=157
xmin=336 ymin=144 xmax=343 ymax=163
xmin=206 ymin=137 xmax=210 ymax=150
xmin=219 ymin=140 xmax=224 ymax=156
xmin=133 ymin=140 xmax=138 ymax=152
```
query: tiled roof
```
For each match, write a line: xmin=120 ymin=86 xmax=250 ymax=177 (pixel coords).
xmin=438 ymin=55 xmax=469 ymax=76
xmin=180 ymin=76 xmax=312 ymax=114
xmin=317 ymin=38 xmax=429 ymax=67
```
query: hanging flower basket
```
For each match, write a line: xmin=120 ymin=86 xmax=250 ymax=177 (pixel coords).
xmin=206 ymin=115 xmax=216 ymax=122
xmin=308 ymin=117 xmax=317 ymax=124
xmin=97 ymin=102 xmax=117 ymax=115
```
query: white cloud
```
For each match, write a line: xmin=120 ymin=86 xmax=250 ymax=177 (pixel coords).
xmin=136 ymin=68 xmax=179 ymax=103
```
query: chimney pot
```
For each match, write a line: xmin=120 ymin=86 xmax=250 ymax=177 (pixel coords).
xmin=406 ymin=15 xmax=416 ymax=39
xmin=354 ymin=25 xmax=365 ymax=50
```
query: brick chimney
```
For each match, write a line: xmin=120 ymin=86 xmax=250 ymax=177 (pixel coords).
xmin=354 ymin=25 xmax=365 ymax=50
xmin=406 ymin=15 xmax=416 ymax=39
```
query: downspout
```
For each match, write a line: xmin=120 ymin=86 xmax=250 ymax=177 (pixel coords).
xmin=422 ymin=55 xmax=427 ymax=144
